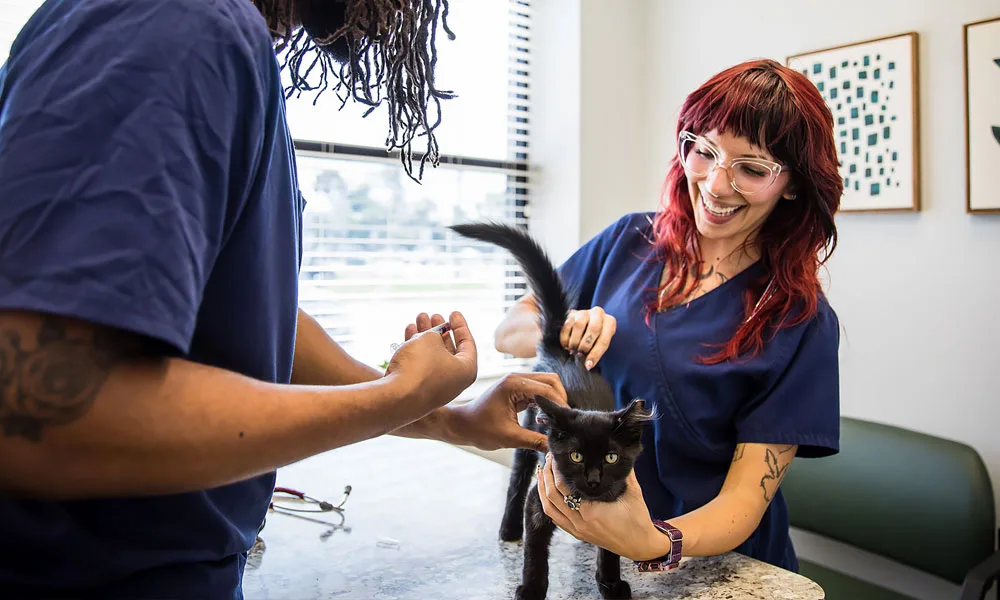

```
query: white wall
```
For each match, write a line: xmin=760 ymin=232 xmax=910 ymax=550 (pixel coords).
xmin=530 ymin=0 xmax=1000 ymax=596
xmin=529 ymin=0 xmax=654 ymax=264
xmin=527 ymin=0 xmax=582 ymax=265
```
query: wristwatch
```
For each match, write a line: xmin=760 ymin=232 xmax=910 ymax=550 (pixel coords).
xmin=635 ymin=520 xmax=683 ymax=572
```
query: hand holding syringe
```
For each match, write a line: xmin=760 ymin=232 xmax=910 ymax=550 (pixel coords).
xmin=389 ymin=321 xmax=452 ymax=353
xmin=380 ymin=313 xmax=478 ymax=409
xmin=381 ymin=321 xmax=455 ymax=371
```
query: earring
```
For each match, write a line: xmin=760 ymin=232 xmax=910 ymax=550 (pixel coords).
xmin=787 ymin=193 xmax=797 ymax=200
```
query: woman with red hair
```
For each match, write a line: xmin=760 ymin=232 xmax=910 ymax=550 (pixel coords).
xmin=496 ymin=58 xmax=842 ymax=574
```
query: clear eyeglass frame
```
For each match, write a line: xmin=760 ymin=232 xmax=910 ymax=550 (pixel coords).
xmin=677 ymin=130 xmax=785 ymax=196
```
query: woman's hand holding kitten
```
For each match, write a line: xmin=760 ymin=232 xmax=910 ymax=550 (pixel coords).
xmin=537 ymin=453 xmax=671 ymax=562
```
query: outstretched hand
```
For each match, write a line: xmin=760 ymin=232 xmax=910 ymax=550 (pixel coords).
xmin=451 ymin=372 xmax=568 ymax=452
xmin=406 ymin=313 xmax=568 ymax=453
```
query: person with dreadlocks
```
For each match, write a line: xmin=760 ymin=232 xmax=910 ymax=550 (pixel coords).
xmin=0 ymin=0 xmax=567 ymax=597
xmin=496 ymin=59 xmax=842 ymax=576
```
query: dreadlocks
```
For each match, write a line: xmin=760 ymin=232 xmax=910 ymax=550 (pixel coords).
xmin=252 ymin=0 xmax=456 ymax=182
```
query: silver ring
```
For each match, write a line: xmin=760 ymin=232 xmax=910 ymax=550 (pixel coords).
xmin=563 ymin=494 xmax=582 ymax=511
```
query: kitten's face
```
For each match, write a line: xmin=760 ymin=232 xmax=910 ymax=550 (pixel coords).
xmin=536 ymin=398 xmax=650 ymax=502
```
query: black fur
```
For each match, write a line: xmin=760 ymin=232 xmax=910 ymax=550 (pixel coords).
xmin=449 ymin=222 xmax=652 ymax=600
xmin=449 ymin=223 xmax=570 ymax=357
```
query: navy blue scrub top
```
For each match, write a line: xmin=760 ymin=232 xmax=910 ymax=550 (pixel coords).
xmin=0 ymin=0 xmax=302 ymax=597
xmin=556 ymin=212 xmax=841 ymax=572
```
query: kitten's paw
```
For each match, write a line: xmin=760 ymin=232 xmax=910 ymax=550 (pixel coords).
xmin=499 ymin=517 xmax=523 ymax=542
xmin=515 ymin=584 xmax=547 ymax=600
xmin=597 ymin=579 xmax=631 ymax=600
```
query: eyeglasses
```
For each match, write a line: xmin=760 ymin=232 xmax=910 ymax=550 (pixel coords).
xmin=677 ymin=130 xmax=784 ymax=195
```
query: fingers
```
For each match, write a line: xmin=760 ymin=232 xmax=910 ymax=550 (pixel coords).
xmin=560 ymin=310 xmax=583 ymax=350
xmin=512 ymin=373 xmax=568 ymax=409
xmin=511 ymin=428 xmax=548 ymax=453
xmin=405 ymin=313 xmax=432 ymax=342
xmin=546 ymin=453 xmax=572 ymax=498
xmin=560 ymin=308 xmax=616 ymax=367
xmin=575 ymin=307 xmax=605 ymax=355
xmin=448 ymin=311 xmax=478 ymax=370
xmin=535 ymin=463 xmax=558 ymax=523
xmin=533 ymin=372 xmax=568 ymax=405
xmin=565 ymin=311 xmax=590 ymax=351
xmin=584 ymin=313 xmax=616 ymax=370
xmin=406 ymin=313 xmax=458 ymax=352
xmin=429 ymin=313 xmax=456 ymax=353
xmin=537 ymin=456 xmax=577 ymax=532
xmin=545 ymin=454 xmax=584 ymax=527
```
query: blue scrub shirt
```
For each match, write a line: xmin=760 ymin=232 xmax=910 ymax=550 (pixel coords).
xmin=0 ymin=0 xmax=301 ymax=597
xmin=557 ymin=212 xmax=841 ymax=572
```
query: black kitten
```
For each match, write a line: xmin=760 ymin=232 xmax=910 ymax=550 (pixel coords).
xmin=450 ymin=223 xmax=652 ymax=600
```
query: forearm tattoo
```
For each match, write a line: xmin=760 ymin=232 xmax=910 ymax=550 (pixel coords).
xmin=731 ymin=443 xmax=746 ymax=463
xmin=0 ymin=318 xmax=135 ymax=442
xmin=759 ymin=447 xmax=795 ymax=502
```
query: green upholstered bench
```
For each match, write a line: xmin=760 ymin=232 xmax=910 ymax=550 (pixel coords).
xmin=781 ymin=417 xmax=1000 ymax=600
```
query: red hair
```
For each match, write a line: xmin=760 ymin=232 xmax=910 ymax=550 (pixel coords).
xmin=651 ymin=59 xmax=842 ymax=364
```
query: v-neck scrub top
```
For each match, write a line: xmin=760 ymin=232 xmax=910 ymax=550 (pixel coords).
xmin=556 ymin=212 xmax=841 ymax=572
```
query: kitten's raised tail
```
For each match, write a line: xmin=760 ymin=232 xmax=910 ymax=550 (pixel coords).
xmin=450 ymin=222 xmax=571 ymax=359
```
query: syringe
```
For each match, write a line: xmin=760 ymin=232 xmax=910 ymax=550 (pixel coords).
xmin=389 ymin=322 xmax=452 ymax=353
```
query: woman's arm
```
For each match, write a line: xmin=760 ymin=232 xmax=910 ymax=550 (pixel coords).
xmin=493 ymin=294 xmax=540 ymax=358
xmin=536 ymin=442 xmax=798 ymax=561
xmin=664 ymin=442 xmax=797 ymax=556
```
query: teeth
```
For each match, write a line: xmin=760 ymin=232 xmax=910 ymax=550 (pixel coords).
xmin=701 ymin=193 xmax=742 ymax=217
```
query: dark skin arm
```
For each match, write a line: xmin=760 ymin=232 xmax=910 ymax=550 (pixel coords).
xmin=0 ymin=309 xmax=477 ymax=499
xmin=292 ymin=309 xmax=567 ymax=452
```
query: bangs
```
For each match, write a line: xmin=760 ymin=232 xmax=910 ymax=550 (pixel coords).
xmin=681 ymin=67 xmax=805 ymax=167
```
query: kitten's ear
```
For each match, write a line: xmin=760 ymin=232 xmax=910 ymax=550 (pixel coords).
xmin=619 ymin=398 xmax=653 ymax=419
xmin=534 ymin=396 xmax=569 ymax=428
xmin=614 ymin=398 xmax=654 ymax=437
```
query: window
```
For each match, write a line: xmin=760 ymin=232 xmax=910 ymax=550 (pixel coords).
xmin=0 ymin=0 xmax=533 ymax=381
xmin=295 ymin=154 xmax=529 ymax=376
xmin=286 ymin=0 xmax=532 ymax=379
xmin=0 ymin=0 xmax=44 ymax=59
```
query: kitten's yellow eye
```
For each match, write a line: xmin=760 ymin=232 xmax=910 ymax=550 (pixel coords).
xmin=605 ymin=452 xmax=619 ymax=464
xmin=569 ymin=452 xmax=584 ymax=463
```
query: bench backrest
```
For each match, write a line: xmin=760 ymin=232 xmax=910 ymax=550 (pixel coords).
xmin=781 ymin=416 xmax=995 ymax=584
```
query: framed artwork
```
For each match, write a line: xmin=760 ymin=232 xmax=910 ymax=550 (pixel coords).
xmin=964 ymin=16 xmax=1000 ymax=213
xmin=788 ymin=32 xmax=920 ymax=213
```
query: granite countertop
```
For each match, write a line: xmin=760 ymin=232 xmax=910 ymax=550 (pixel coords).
xmin=242 ymin=436 xmax=824 ymax=600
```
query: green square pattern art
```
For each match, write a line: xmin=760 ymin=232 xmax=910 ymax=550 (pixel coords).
xmin=788 ymin=33 xmax=918 ymax=211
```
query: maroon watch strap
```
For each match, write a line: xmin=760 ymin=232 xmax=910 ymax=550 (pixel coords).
xmin=635 ymin=519 xmax=683 ymax=572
